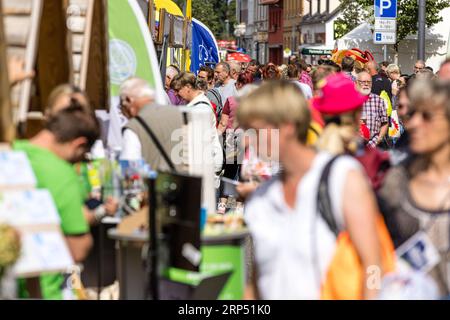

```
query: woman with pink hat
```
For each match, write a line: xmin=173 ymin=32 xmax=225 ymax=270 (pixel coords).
xmin=311 ymin=73 xmax=391 ymax=191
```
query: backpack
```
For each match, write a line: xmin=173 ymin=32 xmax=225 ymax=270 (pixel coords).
xmin=315 ymin=156 xmax=396 ymax=300
xmin=207 ymin=89 xmax=223 ymax=119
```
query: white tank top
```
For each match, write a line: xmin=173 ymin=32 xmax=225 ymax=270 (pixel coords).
xmin=245 ymin=152 xmax=362 ymax=300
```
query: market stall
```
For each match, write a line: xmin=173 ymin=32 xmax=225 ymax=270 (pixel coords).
xmin=108 ymin=228 xmax=248 ymax=300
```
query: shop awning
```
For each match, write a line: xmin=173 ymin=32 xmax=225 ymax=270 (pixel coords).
xmin=300 ymin=47 xmax=333 ymax=55
xmin=226 ymin=52 xmax=252 ymax=63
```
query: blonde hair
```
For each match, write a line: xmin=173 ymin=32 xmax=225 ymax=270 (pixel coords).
xmin=47 ymin=84 xmax=90 ymax=116
xmin=386 ymin=64 xmax=401 ymax=76
xmin=237 ymin=81 xmax=311 ymax=143
xmin=316 ymin=113 xmax=360 ymax=155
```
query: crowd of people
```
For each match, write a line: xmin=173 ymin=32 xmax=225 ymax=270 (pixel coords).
xmin=158 ymin=55 xmax=450 ymax=300
xmin=2 ymin=52 xmax=449 ymax=300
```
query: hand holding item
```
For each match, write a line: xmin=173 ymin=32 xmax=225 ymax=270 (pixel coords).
xmin=236 ymin=181 xmax=259 ymax=200
xmin=8 ymin=56 xmax=34 ymax=86
xmin=104 ymin=196 xmax=119 ymax=216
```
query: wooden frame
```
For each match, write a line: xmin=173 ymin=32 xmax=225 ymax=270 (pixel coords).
xmin=84 ymin=0 xmax=109 ymax=110
xmin=184 ymin=19 xmax=192 ymax=50
xmin=67 ymin=0 xmax=109 ymax=110
xmin=0 ymin=1 xmax=13 ymax=143
xmin=2 ymin=0 xmax=44 ymax=128
xmin=156 ymin=9 xmax=171 ymax=45
xmin=147 ymin=0 xmax=155 ymax=41
xmin=170 ymin=15 xmax=184 ymax=48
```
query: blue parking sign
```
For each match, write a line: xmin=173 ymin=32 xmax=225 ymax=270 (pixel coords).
xmin=374 ymin=0 xmax=397 ymax=18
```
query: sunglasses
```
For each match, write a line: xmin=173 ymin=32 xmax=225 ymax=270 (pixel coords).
xmin=405 ymin=109 xmax=444 ymax=122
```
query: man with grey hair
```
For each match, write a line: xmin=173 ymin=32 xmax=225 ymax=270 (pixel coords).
xmin=413 ymin=60 xmax=426 ymax=74
xmin=356 ymin=71 xmax=389 ymax=149
xmin=214 ymin=62 xmax=237 ymax=104
xmin=119 ymin=77 xmax=155 ymax=119
xmin=120 ymin=77 xmax=184 ymax=171
xmin=228 ymin=60 xmax=242 ymax=80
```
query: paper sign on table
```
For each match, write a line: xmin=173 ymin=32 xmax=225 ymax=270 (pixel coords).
xmin=0 ymin=151 xmax=36 ymax=189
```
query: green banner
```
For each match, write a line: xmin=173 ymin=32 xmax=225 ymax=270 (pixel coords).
xmin=107 ymin=0 xmax=166 ymax=148
xmin=201 ymin=245 xmax=245 ymax=300
xmin=108 ymin=0 xmax=164 ymax=98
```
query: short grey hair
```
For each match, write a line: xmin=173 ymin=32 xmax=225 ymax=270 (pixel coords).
xmin=228 ymin=60 xmax=241 ymax=74
xmin=166 ymin=65 xmax=180 ymax=79
xmin=119 ymin=77 xmax=155 ymax=99
xmin=386 ymin=64 xmax=401 ymax=75
xmin=415 ymin=60 xmax=426 ymax=67
xmin=216 ymin=62 xmax=230 ymax=74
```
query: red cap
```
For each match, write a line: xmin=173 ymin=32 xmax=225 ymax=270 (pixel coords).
xmin=311 ymin=73 xmax=369 ymax=115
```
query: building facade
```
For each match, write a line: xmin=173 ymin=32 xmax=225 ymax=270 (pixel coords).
xmin=299 ymin=0 xmax=341 ymax=64
xmin=259 ymin=0 xmax=284 ymax=65
xmin=283 ymin=0 xmax=303 ymax=58
xmin=253 ymin=0 xmax=269 ymax=63
xmin=236 ymin=0 xmax=256 ymax=56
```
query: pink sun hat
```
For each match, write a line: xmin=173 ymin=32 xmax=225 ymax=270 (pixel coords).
xmin=311 ymin=73 xmax=369 ymax=115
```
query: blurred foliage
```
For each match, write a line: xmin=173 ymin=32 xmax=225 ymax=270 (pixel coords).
xmin=172 ymin=0 xmax=237 ymax=38
xmin=0 ymin=224 xmax=21 ymax=279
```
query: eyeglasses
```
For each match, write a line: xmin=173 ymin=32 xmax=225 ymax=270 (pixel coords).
xmin=357 ymin=80 xmax=372 ymax=85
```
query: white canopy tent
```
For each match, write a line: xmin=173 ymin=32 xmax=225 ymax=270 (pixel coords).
xmin=336 ymin=8 xmax=450 ymax=73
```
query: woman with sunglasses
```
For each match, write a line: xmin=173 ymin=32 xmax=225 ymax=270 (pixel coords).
xmin=378 ymin=79 xmax=450 ymax=298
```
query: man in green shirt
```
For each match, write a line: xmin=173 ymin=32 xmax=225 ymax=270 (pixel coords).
xmin=13 ymin=106 xmax=100 ymax=299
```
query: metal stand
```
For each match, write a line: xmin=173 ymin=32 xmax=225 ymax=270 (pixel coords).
xmin=147 ymin=177 xmax=159 ymax=300
xmin=417 ymin=0 xmax=426 ymax=61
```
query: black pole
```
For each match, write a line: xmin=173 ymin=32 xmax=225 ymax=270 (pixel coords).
xmin=160 ymin=34 xmax=169 ymax=85
xmin=417 ymin=0 xmax=426 ymax=61
xmin=147 ymin=177 xmax=159 ymax=300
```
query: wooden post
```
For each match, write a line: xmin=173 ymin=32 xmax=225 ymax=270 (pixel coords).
xmin=84 ymin=0 xmax=109 ymax=110
xmin=35 ymin=0 xmax=71 ymax=112
xmin=0 ymin=1 xmax=13 ymax=143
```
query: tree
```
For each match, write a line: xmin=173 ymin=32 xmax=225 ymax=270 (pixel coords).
xmin=334 ymin=0 xmax=370 ymax=40
xmin=336 ymin=0 xmax=450 ymax=49
xmin=172 ymin=0 xmax=235 ymax=38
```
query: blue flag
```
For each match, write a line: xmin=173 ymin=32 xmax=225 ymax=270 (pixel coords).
xmin=190 ymin=18 xmax=219 ymax=74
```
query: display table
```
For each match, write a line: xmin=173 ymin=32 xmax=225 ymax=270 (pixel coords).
xmin=108 ymin=228 xmax=249 ymax=300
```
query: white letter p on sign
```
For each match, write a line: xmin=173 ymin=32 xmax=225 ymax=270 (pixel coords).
xmin=380 ymin=0 xmax=392 ymax=16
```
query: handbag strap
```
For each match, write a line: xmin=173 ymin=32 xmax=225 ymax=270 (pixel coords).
xmin=135 ymin=115 xmax=176 ymax=172
xmin=311 ymin=155 xmax=341 ymax=293
xmin=317 ymin=155 xmax=341 ymax=237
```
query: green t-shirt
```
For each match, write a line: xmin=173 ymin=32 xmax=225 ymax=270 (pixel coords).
xmin=13 ymin=140 xmax=89 ymax=299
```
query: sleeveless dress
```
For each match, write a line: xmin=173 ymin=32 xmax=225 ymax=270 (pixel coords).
xmin=378 ymin=164 xmax=450 ymax=297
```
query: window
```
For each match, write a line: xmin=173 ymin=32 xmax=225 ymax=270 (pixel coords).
xmin=315 ymin=32 xmax=325 ymax=43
